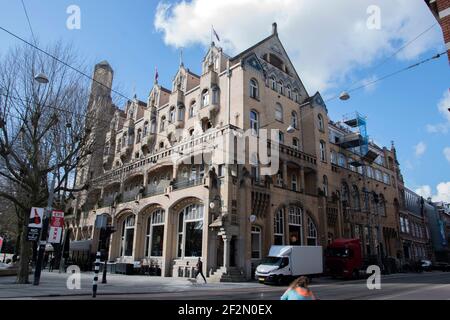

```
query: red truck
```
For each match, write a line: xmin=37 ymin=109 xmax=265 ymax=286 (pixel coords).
xmin=325 ymin=239 xmax=363 ymax=279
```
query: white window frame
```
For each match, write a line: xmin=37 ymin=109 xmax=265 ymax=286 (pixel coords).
xmin=145 ymin=209 xmax=165 ymax=257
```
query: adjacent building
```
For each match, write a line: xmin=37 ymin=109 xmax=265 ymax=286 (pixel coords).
xmin=425 ymin=0 xmax=450 ymax=63
xmin=67 ymin=23 xmax=407 ymax=280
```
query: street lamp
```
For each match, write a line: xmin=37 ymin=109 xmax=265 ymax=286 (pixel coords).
xmin=34 ymin=73 xmax=49 ymax=84
xmin=339 ymin=91 xmax=350 ymax=101
xmin=32 ymin=72 xmax=57 ymax=286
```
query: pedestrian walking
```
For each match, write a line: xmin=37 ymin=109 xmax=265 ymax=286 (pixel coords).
xmin=280 ymin=276 xmax=317 ymax=300
xmin=49 ymin=256 xmax=55 ymax=272
xmin=194 ymin=257 xmax=207 ymax=284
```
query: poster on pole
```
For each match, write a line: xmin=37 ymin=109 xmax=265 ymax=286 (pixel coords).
xmin=48 ymin=210 xmax=64 ymax=244
xmin=27 ymin=207 xmax=44 ymax=241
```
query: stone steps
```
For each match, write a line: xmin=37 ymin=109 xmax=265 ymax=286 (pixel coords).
xmin=209 ymin=267 xmax=247 ymax=283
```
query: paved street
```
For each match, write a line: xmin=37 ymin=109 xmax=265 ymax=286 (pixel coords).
xmin=1 ymin=271 xmax=449 ymax=300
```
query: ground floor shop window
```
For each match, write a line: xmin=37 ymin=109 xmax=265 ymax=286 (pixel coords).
xmin=145 ymin=209 xmax=165 ymax=257
xmin=120 ymin=215 xmax=135 ymax=257
xmin=177 ymin=204 xmax=204 ymax=258
xmin=288 ymin=206 xmax=303 ymax=245
xmin=307 ymin=217 xmax=318 ymax=246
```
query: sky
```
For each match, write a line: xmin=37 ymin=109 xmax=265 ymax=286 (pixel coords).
xmin=0 ymin=0 xmax=449 ymax=202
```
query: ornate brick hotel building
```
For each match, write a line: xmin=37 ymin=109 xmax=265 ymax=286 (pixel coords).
xmin=68 ymin=24 xmax=407 ymax=280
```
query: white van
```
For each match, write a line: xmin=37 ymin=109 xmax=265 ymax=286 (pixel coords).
xmin=255 ymin=246 xmax=323 ymax=284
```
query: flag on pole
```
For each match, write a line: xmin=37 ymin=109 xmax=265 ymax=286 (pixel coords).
xmin=155 ymin=67 xmax=159 ymax=83
xmin=212 ymin=26 xmax=220 ymax=42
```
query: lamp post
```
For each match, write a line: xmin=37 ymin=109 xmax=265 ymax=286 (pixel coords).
xmin=33 ymin=72 xmax=58 ymax=286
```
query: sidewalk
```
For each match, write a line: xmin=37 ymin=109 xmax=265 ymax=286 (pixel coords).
xmin=0 ymin=270 xmax=264 ymax=299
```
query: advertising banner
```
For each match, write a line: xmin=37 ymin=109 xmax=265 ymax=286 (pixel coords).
xmin=48 ymin=210 xmax=64 ymax=244
xmin=27 ymin=207 xmax=44 ymax=241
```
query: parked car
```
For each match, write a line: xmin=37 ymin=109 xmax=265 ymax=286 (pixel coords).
xmin=433 ymin=262 xmax=450 ymax=272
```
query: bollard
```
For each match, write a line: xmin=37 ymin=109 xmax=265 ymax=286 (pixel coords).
xmin=92 ymin=251 xmax=101 ymax=298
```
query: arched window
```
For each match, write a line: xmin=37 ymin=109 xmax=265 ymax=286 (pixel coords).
xmin=278 ymin=81 xmax=284 ymax=95
xmin=201 ymin=89 xmax=209 ymax=107
xmin=250 ymin=79 xmax=259 ymax=99
xmin=189 ymin=100 xmax=196 ymax=118
xmin=293 ymin=138 xmax=299 ymax=150
xmin=270 ymin=76 xmax=277 ymax=91
xmin=150 ymin=120 xmax=156 ymax=134
xmin=320 ymin=140 xmax=326 ymax=162
xmin=274 ymin=209 xmax=284 ymax=245
xmin=307 ymin=217 xmax=318 ymax=246
xmin=169 ymin=106 xmax=176 ymax=123
xmin=143 ymin=122 xmax=149 ymax=137
xmin=330 ymin=151 xmax=337 ymax=164
xmin=286 ymin=85 xmax=292 ymax=99
xmin=323 ymin=175 xmax=329 ymax=197
xmin=177 ymin=204 xmax=204 ymax=258
xmin=251 ymin=226 xmax=262 ymax=259
xmin=250 ymin=110 xmax=259 ymax=136
xmin=136 ymin=128 xmax=142 ymax=143
xmin=291 ymin=111 xmax=298 ymax=129
xmin=275 ymin=103 xmax=283 ymax=122
xmin=318 ymin=114 xmax=324 ymax=131
xmin=352 ymin=185 xmax=361 ymax=210
xmin=120 ymin=215 xmax=135 ymax=257
xmin=178 ymin=105 xmax=185 ymax=121
xmin=293 ymin=89 xmax=299 ymax=103
xmin=212 ymin=87 xmax=220 ymax=104
xmin=160 ymin=116 xmax=166 ymax=132
xmin=288 ymin=206 xmax=303 ymax=245
xmin=145 ymin=209 xmax=165 ymax=257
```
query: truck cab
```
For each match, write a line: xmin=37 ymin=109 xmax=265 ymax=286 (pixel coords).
xmin=325 ymin=239 xmax=363 ymax=279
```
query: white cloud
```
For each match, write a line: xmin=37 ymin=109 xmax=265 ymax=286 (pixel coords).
xmin=444 ymin=147 xmax=450 ymax=163
xmin=416 ymin=183 xmax=450 ymax=203
xmin=414 ymin=142 xmax=426 ymax=157
xmin=154 ymin=0 xmax=440 ymax=93
xmin=415 ymin=185 xmax=432 ymax=199
xmin=427 ymin=90 xmax=450 ymax=134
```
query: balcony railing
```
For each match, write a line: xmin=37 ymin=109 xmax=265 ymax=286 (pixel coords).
xmin=172 ymin=178 xmax=203 ymax=190
xmin=144 ymin=185 xmax=166 ymax=198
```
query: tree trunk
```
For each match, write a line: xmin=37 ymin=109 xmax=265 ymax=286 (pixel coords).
xmin=16 ymin=218 xmax=31 ymax=284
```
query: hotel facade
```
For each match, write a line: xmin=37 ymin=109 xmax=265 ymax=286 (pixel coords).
xmin=68 ymin=24 xmax=408 ymax=280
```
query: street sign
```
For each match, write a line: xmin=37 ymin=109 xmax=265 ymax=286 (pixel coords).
xmin=48 ymin=210 xmax=64 ymax=244
xmin=27 ymin=207 xmax=44 ymax=241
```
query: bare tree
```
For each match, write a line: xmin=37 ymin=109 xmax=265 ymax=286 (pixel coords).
xmin=0 ymin=42 xmax=95 ymax=283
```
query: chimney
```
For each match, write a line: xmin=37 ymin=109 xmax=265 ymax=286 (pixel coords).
xmin=272 ymin=22 xmax=278 ymax=35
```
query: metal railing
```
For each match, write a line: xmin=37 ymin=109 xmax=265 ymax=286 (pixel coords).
xmin=172 ymin=178 xmax=203 ymax=190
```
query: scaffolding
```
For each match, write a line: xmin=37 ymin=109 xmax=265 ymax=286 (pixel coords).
xmin=339 ymin=112 xmax=377 ymax=164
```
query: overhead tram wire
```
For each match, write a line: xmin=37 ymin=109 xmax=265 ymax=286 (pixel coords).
xmin=0 ymin=25 xmax=132 ymax=102
xmin=325 ymin=50 xmax=447 ymax=103
xmin=327 ymin=22 xmax=439 ymax=103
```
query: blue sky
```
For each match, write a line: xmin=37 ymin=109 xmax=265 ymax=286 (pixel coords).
xmin=0 ymin=0 xmax=449 ymax=200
